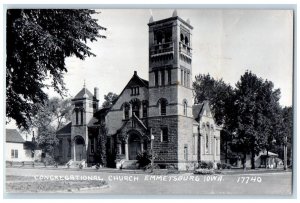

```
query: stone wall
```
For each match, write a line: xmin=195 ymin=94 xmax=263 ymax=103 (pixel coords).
xmin=177 ymin=116 xmax=196 ymax=170
xmin=148 ymin=116 xmax=178 ymax=166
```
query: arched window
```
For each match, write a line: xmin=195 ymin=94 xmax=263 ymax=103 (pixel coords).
xmin=142 ymin=101 xmax=148 ymax=118
xmin=75 ymin=109 xmax=79 ymax=125
xmin=123 ymin=103 xmax=130 ymax=120
xmin=180 ymin=33 xmax=184 ymax=42
xmin=80 ymin=109 xmax=83 ymax=125
xmin=206 ymin=133 xmax=209 ymax=152
xmin=156 ymin=31 xmax=164 ymax=44
xmin=183 ymin=100 xmax=187 ymax=116
xmin=185 ymin=36 xmax=189 ymax=45
xmin=206 ymin=122 xmax=210 ymax=154
xmin=160 ymin=99 xmax=167 ymax=116
xmin=131 ymin=99 xmax=140 ymax=118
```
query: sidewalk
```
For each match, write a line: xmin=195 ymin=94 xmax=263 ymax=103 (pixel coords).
xmin=219 ymin=167 xmax=292 ymax=175
xmin=6 ymin=165 xmax=292 ymax=176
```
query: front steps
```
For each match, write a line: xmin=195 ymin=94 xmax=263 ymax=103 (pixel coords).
xmin=66 ymin=159 xmax=86 ymax=168
xmin=118 ymin=160 xmax=138 ymax=169
xmin=122 ymin=160 xmax=138 ymax=169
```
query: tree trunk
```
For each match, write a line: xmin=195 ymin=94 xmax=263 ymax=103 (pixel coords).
xmin=243 ymin=152 xmax=247 ymax=170
xmin=225 ymin=140 xmax=228 ymax=164
xmin=265 ymin=149 xmax=268 ymax=168
xmin=251 ymin=149 xmax=255 ymax=169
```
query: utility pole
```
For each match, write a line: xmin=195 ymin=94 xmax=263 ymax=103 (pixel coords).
xmin=284 ymin=135 xmax=287 ymax=170
xmin=150 ymin=128 xmax=154 ymax=172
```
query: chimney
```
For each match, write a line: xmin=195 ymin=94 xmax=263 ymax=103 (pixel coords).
xmin=134 ymin=71 xmax=137 ymax=76
xmin=32 ymin=131 xmax=36 ymax=143
xmin=94 ymin=87 xmax=99 ymax=100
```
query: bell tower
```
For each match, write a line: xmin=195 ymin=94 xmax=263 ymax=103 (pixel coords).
xmin=148 ymin=11 xmax=195 ymax=170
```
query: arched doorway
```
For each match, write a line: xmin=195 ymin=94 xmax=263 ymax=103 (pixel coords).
xmin=128 ymin=133 xmax=141 ymax=160
xmin=74 ymin=136 xmax=85 ymax=161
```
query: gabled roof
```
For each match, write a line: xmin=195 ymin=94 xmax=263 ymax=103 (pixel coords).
xmin=6 ymin=129 xmax=25 ymax=143
xmin=125 ymin=71 xmax=149 ymax=88
xmin=73 ymin=88 xmax=94 ymax=100
xmin=192 ymin=101 xmax=212 ymax=121
xmin=192 ymin=103 xmax=204 ymax=121
xmin=94 ymin=107 xmax=110 ymax=118
xmin=108 ymin=71 xmax=148 ymax=109
xmin=56 ymin=122 xmax=71 ymax=134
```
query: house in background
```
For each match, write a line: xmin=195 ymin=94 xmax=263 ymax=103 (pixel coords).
xmin=244 ymin=151 xmax=282 ymax=169
xmin=6 ymin=129 xmax=42 ymax=163
xmin=221 ymin=150 xmax=283 ymax=169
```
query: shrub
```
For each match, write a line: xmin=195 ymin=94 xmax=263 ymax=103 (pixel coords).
xmin=194 ymin=168 xmax=215 ymax=175
xmin=79 ymin=163 xmax=83 ymax=169
xmin=207 ymin=161 xmax=214 ymax=169
xmin=199 ymin=161 xmax=208 ymax=169
xmin=199 ymin=161 xmax=214 ymax=169
xmin=43 ymin=154 xmax=55 ymax=166
xmin=143 ymin=163 xmax=160 ymax=171
xmin=221 ymin=163 xmax=232 ymax=169
xmin=136 ymin=151 xmax=152 ymax=168
xmin=96 ymin=163 xmax=101 ymax=170
xmin=217 ymin=163 xmax=222 ymax=170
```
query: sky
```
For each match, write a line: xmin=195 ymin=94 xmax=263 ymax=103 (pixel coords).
xmin=62 ymin=9 xmax=293 ymax=105
xmin=6 ymin=9 xmax=294 ymax=129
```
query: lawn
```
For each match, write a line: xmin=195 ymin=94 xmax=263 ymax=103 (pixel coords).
xmin=6 ymin=175 xmax=108 ymax=193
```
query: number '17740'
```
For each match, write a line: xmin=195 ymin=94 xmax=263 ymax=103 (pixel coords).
xmin=237 ymin=176 xmax=262 ymax=184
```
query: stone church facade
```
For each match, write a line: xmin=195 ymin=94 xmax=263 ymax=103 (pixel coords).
xmin=55 ymin=12 xmax=221 ymax=170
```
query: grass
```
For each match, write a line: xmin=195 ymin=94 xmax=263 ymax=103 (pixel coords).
xmin=6 ymin=175 xmax=107 ymax=193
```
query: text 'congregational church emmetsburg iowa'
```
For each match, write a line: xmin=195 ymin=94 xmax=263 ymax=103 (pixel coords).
xmin=55 ymin=11 xmax=221 ymax=171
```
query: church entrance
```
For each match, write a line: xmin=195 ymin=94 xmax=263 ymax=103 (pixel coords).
xmin=74 ymin=136 xmax=85 ymax=161
xmin=128 ymin=133 xmax=141 ymax=160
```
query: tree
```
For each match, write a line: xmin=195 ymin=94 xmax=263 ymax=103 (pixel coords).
xmin=25 ymin=97 xmax=73 ymax=157
xmin=193 ymin=74 xmax=234 ymax=126
xmin=233 ymin=71 xmax=282 ymax=169
xmin=193 ymin=74 xmax=235 ymax=163
xmin=6 ymin=9 xmax=106 ymax=129
xmin=272 ymin=106 xmax=293 ymax=165
xmin=102 ymin=92 xmax=119 ymax=108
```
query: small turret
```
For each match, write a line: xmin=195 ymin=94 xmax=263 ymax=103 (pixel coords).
xmin=172 ymin=9 xmax=178 ymax=17
xmin=149 ymin=15 xmax=154 ymax=23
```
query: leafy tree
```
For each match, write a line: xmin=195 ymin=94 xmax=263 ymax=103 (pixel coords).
xmin=6 ymin=9 xmax=106 ymax=129
xmin=233 ymin=71 xmax=281 ymax=169
xmin=95 ymin=123 xmax=108 ymax=166
xmin=272 ymin=106 xmax=293 ymax=165
xmin=24 ymin=97 xmax=72 ymax=156
xmin=30 ymin=97 xmax=73 ymax=131
xmin=102 ymin=92 xmax=119 ymax=108
xmin=193 ymin=72 xmax=292 ymax=169
xmin=36 ymin=125 xmax=58 ymax=156
xmin=193 ymin=74 xmax=234 ymax=126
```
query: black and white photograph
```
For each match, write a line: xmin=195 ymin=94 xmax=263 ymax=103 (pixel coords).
xmin=3 ymin=5 xmax=294 ymax=197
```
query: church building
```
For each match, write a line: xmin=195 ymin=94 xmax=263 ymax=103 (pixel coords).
xmin=56 ymin=11 xmax=221 ymax=170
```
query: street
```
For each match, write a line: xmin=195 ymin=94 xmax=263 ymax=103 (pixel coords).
xmin=5 ymin=167 xmax=292 ymax=195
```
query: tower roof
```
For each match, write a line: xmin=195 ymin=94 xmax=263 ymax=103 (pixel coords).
xmin=73 ymin=87 xmax=94 ymax=100
xmin=148 ymin=15 xmax=193 ymax=29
